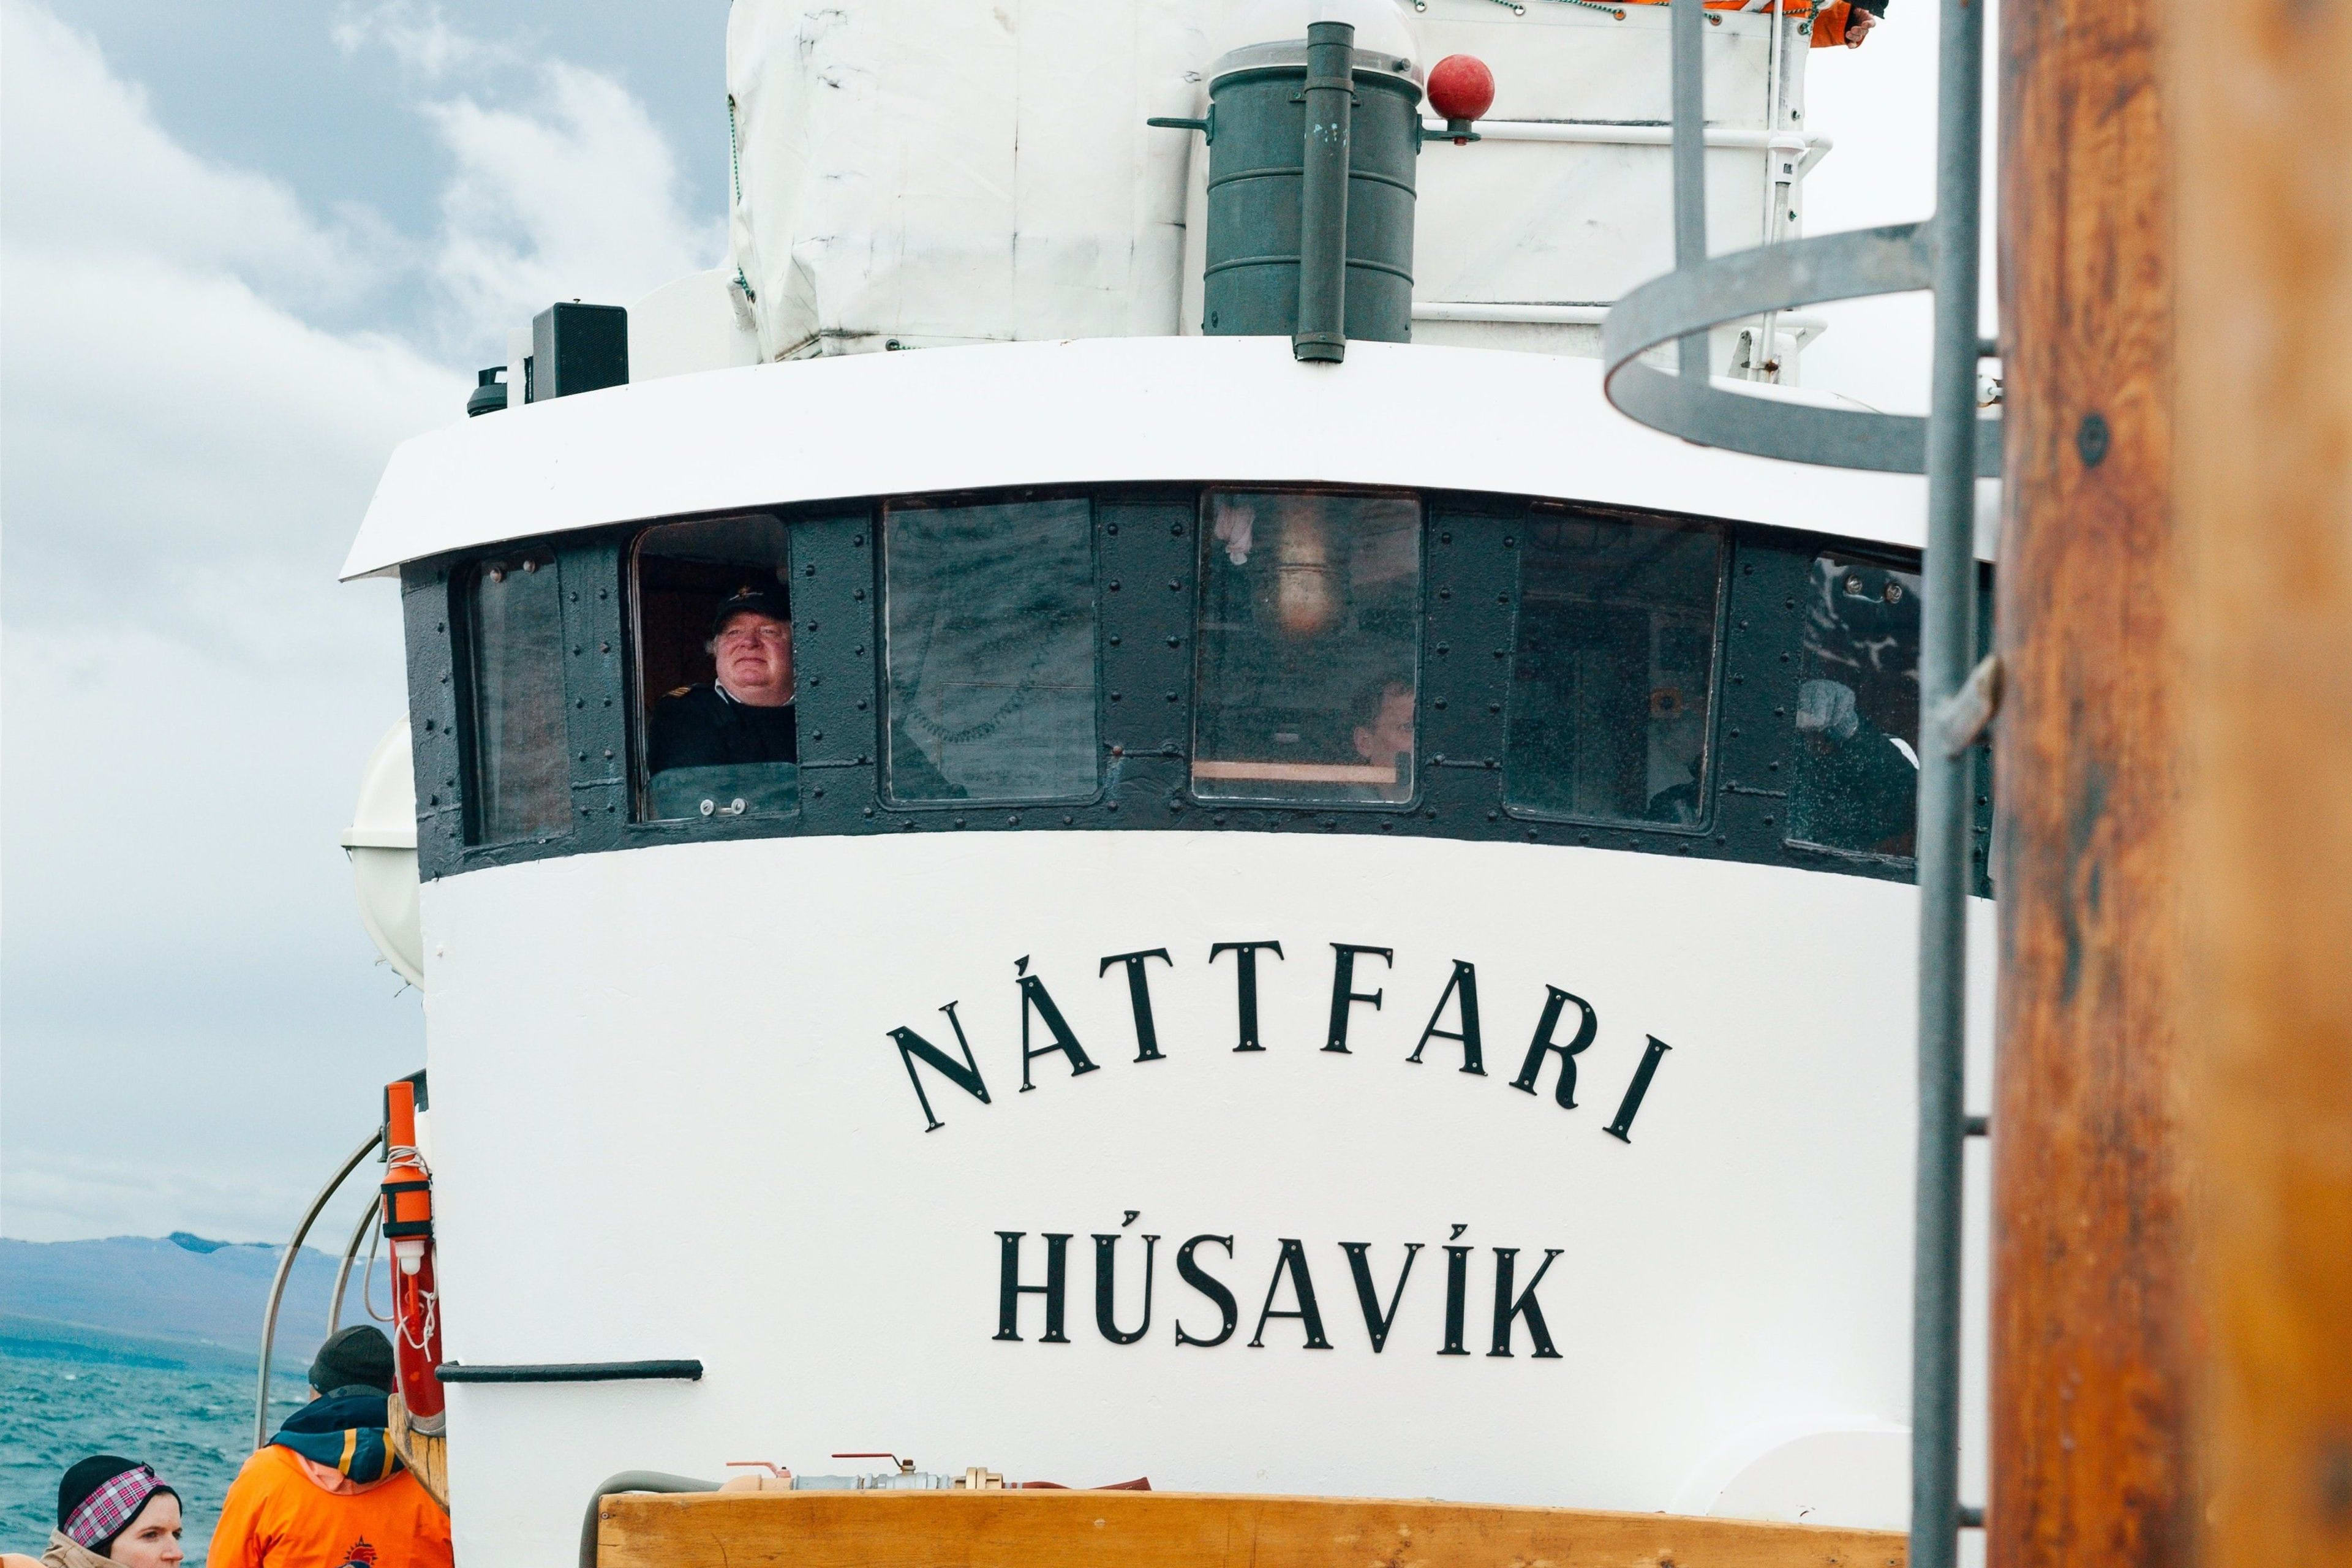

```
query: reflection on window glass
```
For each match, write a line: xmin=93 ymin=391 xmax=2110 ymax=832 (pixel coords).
xmin=1789 ymin=556 xmax=1922 ymax=858
xmin=884 ymin=497 xmax=1098 ymax=802
xmin=462 ymin=551 xmax=568 ymax=845
xmin=1503 ymin=516 xmax=1723 ymax=826
xmin=633 ymin=515 xmax=799 ymax=823
xmin=1192 ymin=491 xmax=1422 ymax=804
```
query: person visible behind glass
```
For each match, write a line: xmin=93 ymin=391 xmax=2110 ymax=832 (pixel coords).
xmin=1344 ymin=676 xmax=1415 ymax=803
xmin=649 ymin=584 xmax=798 ymax=773
xmin=1792 ymin=676 xmax=1919 ymax=846
xmin=1192 ymin=491 xmax=1423 ymax=805
xmin=1643 ymin=678 xmax=1708 ymax=826
xmin=1788 ymin=559 xmax=1923 ymax=856
xmin=1 ymin=1456 xmax=184 ymax=1568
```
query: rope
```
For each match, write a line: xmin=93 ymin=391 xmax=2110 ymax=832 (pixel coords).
xmin=726 ymin=94 xmax=756 ymax=303
xmin=401 ymin=1284 xmax=439 ymax=1357
xmin=726 ymin=96 xmax=744 ymax=206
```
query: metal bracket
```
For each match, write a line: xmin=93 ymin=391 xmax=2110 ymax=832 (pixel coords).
xmin=1602 ymin=222 xmax=2003 ymax=476
xmin=1930 ymin=652 xmax=2002 ymax=756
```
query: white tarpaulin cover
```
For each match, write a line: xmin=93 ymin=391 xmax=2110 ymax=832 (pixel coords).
xmin=725 ymin=0 xmax=1213 ymax=360
xmin=722 ymin=1 xmax=1800 ymax=363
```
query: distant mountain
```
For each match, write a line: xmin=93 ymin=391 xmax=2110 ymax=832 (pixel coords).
xmin=0 ymin=1234 xmax=365 ymax=1371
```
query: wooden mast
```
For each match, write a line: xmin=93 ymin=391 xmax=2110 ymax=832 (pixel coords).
xmin=2169 ymin=0 xmax=2352 ymax=1559
xmin=1997 ymin=0 xmax=2352 ymax=1558
xmin=1991 ymin=0 xmax=2191 ymax=1563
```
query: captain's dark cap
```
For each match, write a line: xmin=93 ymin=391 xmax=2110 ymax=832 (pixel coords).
xmin=710 ymin=584 xmax=791 ymax=636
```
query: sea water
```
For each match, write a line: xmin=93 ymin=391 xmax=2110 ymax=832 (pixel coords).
xmin=0 ymin=1347 xmax=308 ymax=1565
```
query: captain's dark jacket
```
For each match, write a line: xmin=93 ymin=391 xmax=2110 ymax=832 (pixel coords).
xmin=648 ymin=684 xmax=798 ymax=773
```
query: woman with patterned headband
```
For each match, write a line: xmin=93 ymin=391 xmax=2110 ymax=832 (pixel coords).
xmin=0 ymin=1455 xmax=184 ymax=1568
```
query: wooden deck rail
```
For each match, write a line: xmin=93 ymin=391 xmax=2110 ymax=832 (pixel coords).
xmin=595 ymin=1491 xmax=1905 ymax=1568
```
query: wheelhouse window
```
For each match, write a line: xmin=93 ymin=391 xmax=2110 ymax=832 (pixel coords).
xmin=1503 ymin=513 xmax=1725 ymax=827
xmin=1788 ymin=554 xmax=1922 ymax=858
xmin=632 ymin=515 xmax=799 ymax=823
xmin=883 ymin=496 xmax=1099 ymax=802
xmin=1191 ymin=491 xmax=1423 ymax=805
xmin=459 ymin=549 xmax=568 ymax=845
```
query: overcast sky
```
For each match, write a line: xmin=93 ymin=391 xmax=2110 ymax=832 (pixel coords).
xmin=0 ymin=0 xmax=1980 ymax=1245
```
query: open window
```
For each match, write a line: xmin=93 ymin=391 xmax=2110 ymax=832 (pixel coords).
xmin=458 ymin=548 xmax=569 ymax=846
xmin=631 ymin=515 xmax=799 ymax=823
xmin=1191 ymin=490 xmax=1423 ymax=805
xmin=1503 ymin=512 xmax=1726 ymax=828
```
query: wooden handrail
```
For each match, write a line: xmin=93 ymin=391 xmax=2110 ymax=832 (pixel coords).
xmin=593 ymin=1489 xmax=1905 ymax=1568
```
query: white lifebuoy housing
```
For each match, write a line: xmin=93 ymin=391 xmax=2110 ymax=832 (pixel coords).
xmin=343 ymin=720 xmax=423 ymax=988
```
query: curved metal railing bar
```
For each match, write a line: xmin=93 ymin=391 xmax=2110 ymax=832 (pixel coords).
xmin=1602 ymin=222 xmax=2003 ymax=475
xmin=326 ymin=1193 xmax=377 ymax=1338
xmin=253 ymin=1128 xmax=383 ymax=1453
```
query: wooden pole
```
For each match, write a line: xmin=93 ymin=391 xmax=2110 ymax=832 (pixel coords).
xmin=2170 ymin=0 xmax=2352 ymax=1558
xmin=1990 ymin=0 xmax=2190 ymax=1562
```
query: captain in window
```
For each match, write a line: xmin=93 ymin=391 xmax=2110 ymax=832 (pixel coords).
xmin=650 ymin=586 xmax=799 ymax=774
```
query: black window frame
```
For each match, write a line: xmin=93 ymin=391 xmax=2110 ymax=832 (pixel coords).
xmin=1780 ymin=541 xmax=1927 ymax=869
xmin=876 ymin=487 xmax=1107 ymax=812
xmin=1497 ymin=502 xmax=1734 ymax=837
xmin=401 ymin=482 xmax=1988 ymax=900
xmin=450 ymin=543 xmax=572 ymax=850
xmin=624 ymin=511 xmax=799 ymax=826
xmin=1186 ymin=484 xmax=1427 ymax=815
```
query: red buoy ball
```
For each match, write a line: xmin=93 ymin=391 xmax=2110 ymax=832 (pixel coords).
xmin=1427 ymin=55 xmax=1496 ymax=124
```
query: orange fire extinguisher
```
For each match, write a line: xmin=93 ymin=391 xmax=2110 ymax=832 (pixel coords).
xmin=381 ymin=1073 xmax=446 ymax=1432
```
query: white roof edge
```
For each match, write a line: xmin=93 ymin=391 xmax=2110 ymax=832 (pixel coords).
xmin=342 ymin=337 xmax=1994 ymax=581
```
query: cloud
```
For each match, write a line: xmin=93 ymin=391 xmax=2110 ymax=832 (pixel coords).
xmin=0 ymin=0 xmax=456 ymax=654
xmin=331 ymin=0 xmax=518 ymax=79
xmin=2 ymin=0 xmax=723 ymax=1242
xmin=2 ymin=1145 xmax=384 ymax=1247
xmin=1 ymin=249 xmax=458 ymax=651
xmin=327 ymin=2 xmax=724 ymax=355
xmin=0 ymin=1 xmax=452 ymax=1243
xmin=420 ymin=63 xmax=725 ymax=344
xmin=0 ymin=0 xmax=397 ymax=310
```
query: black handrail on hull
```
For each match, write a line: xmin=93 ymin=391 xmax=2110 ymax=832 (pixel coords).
xmin=439 ymin=1360 xmax=704 ymax=1384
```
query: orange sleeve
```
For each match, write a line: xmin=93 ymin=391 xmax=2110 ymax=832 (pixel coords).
xmin=1811 ymin=0 xmax=1850 ymax=46
xmin=203 ymin=1452 xmax=277 ymax=1568
xmin=418 ymin=1502 xmax=454 ymax=1568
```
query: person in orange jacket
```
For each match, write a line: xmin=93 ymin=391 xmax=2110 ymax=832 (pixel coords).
xmin=1812 ymin=0 xmax=1884 ymax=48
xmin=207 ymin=1327 xmax=451 ymax=1568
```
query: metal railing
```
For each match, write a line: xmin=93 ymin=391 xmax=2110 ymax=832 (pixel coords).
xmin=1599 ymin=1 xmax=1996 ymax=1564
xmin=254 ymin=1128 xmax=382 ymax=1452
